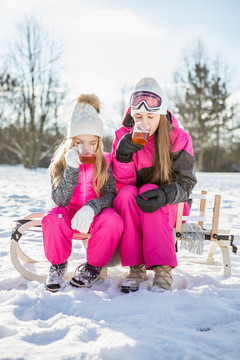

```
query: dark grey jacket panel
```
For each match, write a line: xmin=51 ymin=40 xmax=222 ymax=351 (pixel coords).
xmin=51 ymin=165 xmax=79 ymax=207
xmin=161 ymin=150 xmax=197 ymax=204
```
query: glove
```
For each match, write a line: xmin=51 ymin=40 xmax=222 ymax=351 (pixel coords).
xmin=115 ymin=132 xmax=144 ymax=163
xmin=65 ymin=147 xmax=81 ymax=168
xmin=136 ymin=188 xmax=167 ymax=213
xmin=71 ymin=205 xmax=95 ymax=234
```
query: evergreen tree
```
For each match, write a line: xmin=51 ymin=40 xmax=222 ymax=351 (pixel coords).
xmin=174 ymin=41 xmax=238 ymax=171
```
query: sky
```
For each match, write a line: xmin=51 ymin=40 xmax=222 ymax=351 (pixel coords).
xmin=0 ymin=0 xmax=240 ymax=135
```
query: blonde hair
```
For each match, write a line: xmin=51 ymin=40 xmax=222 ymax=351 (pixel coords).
xmin=150 ymin=115 xmax=173 ymax=184
xmin=49 ymin=137 xmax=108 ymax=196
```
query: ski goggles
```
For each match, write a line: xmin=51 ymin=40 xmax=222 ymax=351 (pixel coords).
xmin=130 ymin=91 xmax=162 ymax=111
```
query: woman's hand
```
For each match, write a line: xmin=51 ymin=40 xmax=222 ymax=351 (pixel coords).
xmin=65 ymin=147 xmax=81 ymax=168
xmin=71 ymin=205 xmax=95 ymax=233
xmin=115 ymin=132 xmax=143 ymax=163
xmin=136 ymin=188 xmax=167 ymax=213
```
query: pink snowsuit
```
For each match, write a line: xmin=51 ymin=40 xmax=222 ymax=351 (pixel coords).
xmin=42 ymin=153 xmax=124 ymax=266
xmin=112 ymin=109 xmax=197 ymax=269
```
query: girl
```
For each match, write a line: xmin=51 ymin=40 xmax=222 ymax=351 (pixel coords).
xmin=42 ymin=94 xmax=124 ymax=292
xmin=112 ymin=77 xmax=197 ymax=293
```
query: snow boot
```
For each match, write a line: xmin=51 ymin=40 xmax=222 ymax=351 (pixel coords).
xmin=121 ymin=264 xmax=146 ymax=293
xmin=151 ymin=265 xmax=173 ymax=292
xmin=70 ymin=262 xmax=102 ymax=288
xmin=46 ymin=261 xmax=68 ymax=292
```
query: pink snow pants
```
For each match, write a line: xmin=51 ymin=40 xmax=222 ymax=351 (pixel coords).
xmin=42 ymin=207 xmax=124 ymax=266
xmin=113 ymin=184 xmax=190 ymax=269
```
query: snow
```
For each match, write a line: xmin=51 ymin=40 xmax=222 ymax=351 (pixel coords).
xmin=0 ymin=165 xmax=240 ymax=360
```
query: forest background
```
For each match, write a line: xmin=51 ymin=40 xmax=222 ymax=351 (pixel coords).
xmin=0 ymin=1 xmax=239 ymax=172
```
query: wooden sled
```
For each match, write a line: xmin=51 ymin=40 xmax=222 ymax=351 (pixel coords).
xmin=10 ymin=191 xmax=238 ymax=282
xmin=175 ymin=191 xmax=238 ymax=276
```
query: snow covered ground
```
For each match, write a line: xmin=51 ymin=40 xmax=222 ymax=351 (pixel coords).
xmin=0 ymin=165 xmax=240 ymax=360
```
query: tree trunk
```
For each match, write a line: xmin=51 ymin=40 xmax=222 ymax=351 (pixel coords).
xmin=197 ymin=146 xmax=205 ymax=171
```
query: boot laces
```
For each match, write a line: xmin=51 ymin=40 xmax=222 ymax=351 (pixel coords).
xmin=153 ymin=266 xmax=172 ymax=290
xmin=128 ymin=264 xmax=146 ymax=280
xmin=74 ymin=262 xmax=101 ymax=281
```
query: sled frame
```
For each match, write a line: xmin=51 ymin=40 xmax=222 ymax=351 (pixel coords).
xmin=175 ymin=191 xmax=234 ymax=276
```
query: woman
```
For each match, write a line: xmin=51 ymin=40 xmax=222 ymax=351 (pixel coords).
xmin=112 ymin=77 xmax=197 ymax=293
xmin=42 ymin=94 xmax=124 ymax=292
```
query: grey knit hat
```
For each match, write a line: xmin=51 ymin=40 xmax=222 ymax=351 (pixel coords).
xmin=67 ymin=94 xmax=103 ymax=138
xmin=130 ymin=77 xmax=167 ymax=116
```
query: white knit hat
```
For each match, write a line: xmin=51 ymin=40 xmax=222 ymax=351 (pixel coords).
xmin=130 ymin=77 xmax=167 ymax=116
xmin=67 ymin=94 xmax=103 ymax=138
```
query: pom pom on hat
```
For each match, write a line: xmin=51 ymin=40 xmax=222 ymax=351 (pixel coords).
xmin=67 ymin=94 xmax=103 ymax=138
xmin=76 ymin=94 xmax=101 ymax=113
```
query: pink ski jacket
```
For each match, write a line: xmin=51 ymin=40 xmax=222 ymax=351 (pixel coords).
xmin=112 ymin=108 xmax=197 ymax=206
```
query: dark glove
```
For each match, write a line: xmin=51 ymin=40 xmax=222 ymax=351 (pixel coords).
xmin=136 ymin=188 xmax=167 ymax=213
xmin=115 ymin=132 xmax=144 ymax=163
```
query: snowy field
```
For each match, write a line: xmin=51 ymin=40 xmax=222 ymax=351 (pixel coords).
xmin=0 ymin=165 xmax=240 ymax=360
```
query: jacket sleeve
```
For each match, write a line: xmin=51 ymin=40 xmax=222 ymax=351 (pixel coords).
xmin=86 ymin=164 xmax=117 ymax=215
xmin=112 ymin=132 xmax=137 ymax=185
xmin=160 ymin=134 xmax=197 ymax=204
xmin=51 ymin=165 xmax=79 ymax=207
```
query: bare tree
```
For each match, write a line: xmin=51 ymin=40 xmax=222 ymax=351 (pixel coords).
xmin=0 ymin=71 xmax=17 ymax=122
xmin=114 ymin=84 xmax=131 ymax=120
xmin=4 ymin=16 xmax=66 ymax=167
xmin=0 ymin=71 xmax=18 ymax=160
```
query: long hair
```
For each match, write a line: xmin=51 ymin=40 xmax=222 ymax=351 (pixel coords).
xmin=49 ymin=137 xmax=108 ymax=196
xmin=150 ymin=115 xmax=173 ymax=185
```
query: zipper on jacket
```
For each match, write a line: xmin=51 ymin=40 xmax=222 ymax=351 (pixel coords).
xmin=82 ymin=165 xmax=86 ymax=205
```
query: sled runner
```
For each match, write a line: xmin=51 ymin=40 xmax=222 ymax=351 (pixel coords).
xmin=10 ymin=191 xmax=238 ymax=281
xmin=10 ymin=214 xmax=120 ymax=282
